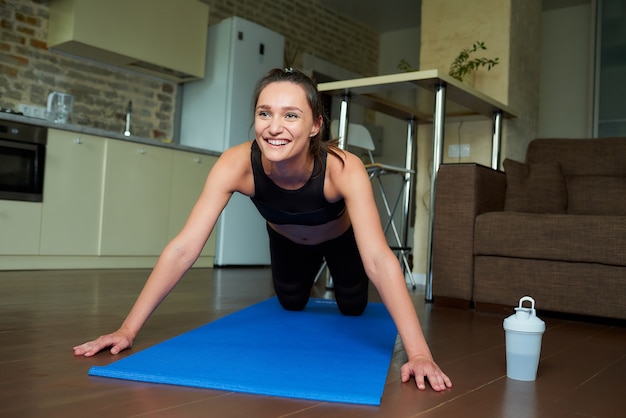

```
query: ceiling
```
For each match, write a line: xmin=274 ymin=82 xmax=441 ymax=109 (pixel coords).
xmin=319 ymin=0 xmax=590 ymax=32
xmin=316 ymin=0 xmax=421 ymax=32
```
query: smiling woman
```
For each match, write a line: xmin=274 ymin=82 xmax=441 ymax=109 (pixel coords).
xmin=254 ymin=85 xmax=320 ymax=177
xmin=73 ymin=67 xmax=452 ymax=393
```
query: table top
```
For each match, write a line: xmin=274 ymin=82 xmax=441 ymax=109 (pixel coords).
xmin=317 ymin=69 xmax=516 ymax=122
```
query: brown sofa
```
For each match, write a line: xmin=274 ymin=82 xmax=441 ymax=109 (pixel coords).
xmin=431 ymin=137 xmax=626 ymax=320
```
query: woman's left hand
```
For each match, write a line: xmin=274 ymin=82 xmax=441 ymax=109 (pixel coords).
xmin=401 ymin=355 xmax=452 ymax=392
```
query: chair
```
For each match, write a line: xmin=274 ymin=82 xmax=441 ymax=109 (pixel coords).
xmin=315 ymin=121 xmax=417 ymax=289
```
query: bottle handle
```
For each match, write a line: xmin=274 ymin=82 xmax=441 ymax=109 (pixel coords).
xmin=518 ymin=296 xmax=535 ymax=309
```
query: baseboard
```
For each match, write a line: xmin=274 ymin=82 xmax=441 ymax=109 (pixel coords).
xmin=0 ymin=255 xmax=214 ymax=270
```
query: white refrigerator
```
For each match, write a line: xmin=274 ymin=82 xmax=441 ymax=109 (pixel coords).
xmin=180 ymin=17 xmax=284 ymax=265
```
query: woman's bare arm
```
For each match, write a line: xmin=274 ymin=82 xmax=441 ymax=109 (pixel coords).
xmin=73 ymin=143 xmax=254 ymax=356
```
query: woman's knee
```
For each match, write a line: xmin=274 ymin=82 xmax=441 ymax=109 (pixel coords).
xmin=275 ymin=292 xmax=309 ymax=311
xmin=334 ymin=280 xmax=369 ymax=316
xmin=273 ymin=276 xmax=314 ymax=311
xmin=336 ymin=296 xmax=367 ymax=316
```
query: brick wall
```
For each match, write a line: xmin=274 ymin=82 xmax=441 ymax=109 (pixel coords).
xmin=0 ymin=0 xmax=378 ymax=141
xmin=204 ymin=0 xmax=379 ymax=74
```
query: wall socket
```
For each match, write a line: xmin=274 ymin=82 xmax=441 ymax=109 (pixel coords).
xmin=18 ymin=104 xmax=48 ymax=119
xmin=448 ymin=143 xmax=471 ymax=158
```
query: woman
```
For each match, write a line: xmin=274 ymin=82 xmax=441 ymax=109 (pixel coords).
xmin=73 ymin=68 xmax=452 ymax=392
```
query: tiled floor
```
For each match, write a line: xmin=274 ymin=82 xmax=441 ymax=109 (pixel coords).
xmin=1 ymin=268 xmax=624 ymax=417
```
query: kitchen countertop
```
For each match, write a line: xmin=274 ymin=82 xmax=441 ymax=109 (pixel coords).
xmin=0 ymin=112 xmax=220 ymax=157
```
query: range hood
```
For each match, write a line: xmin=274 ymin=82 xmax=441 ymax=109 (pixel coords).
xmin=48 ymin=0 xmax=209 ymax=83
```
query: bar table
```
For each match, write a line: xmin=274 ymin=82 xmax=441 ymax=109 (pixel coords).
xmin=318 ymin=69 xmax=515 ymax=301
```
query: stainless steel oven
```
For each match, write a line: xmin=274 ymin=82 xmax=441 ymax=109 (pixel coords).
xmin=0 ymin=119 xmax=47 ymax=202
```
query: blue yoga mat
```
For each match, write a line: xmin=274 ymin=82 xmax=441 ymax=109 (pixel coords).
xmin=88 ymin=297 xmax=397 ymax=405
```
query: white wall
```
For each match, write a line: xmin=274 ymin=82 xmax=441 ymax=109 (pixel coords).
xmin=538 ymin=1 xmax=595 ymax=137
xmin=378 ymin=27 xmax=423 ymax=282
xmin=379 ymin=27 xmax=421 ymax=75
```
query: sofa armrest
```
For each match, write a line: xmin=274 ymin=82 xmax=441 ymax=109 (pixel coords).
xmin=432 ymin=163 xmax=506 ymax=307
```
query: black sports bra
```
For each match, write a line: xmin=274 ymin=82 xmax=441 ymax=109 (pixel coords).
xmin=249 ymin=141 xmax=346 ymax=226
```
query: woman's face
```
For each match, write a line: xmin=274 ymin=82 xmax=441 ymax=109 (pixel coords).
xmin=254 ymin=81 xmax=321 ymax=164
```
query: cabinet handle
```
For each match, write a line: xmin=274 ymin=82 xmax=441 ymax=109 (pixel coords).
xmin=194 ymin=157 xmax=202 ymax=164
xmin=74 ymin=138 xmax=83 ymax=144
xmin=137 ymin=148 xmax=146 ymax=155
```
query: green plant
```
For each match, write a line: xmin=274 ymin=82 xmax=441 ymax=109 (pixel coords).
xmin=396 ymin=58 xmax=415 ymax=72
xmin=448 ymin=41 xmax=499 ymax=82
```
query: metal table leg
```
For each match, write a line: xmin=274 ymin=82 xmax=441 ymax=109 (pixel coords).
xmin=491 ymin=110 xmax=503 ymax=169
xmin=337 ymin=92 xmax=350 ymax=150
xmin=425 ymin=82 xmax=446 ymax=302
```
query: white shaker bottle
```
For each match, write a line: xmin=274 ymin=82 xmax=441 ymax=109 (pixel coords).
xmin=503 ymin=296 xmax=546 ymax=381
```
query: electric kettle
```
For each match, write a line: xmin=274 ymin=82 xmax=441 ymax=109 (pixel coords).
xmin=47 ymin=91 xmax=74 ymax=124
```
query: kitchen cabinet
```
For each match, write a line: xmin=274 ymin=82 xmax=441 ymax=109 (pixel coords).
xmin=0 ymin=201 xmax=42 ymax=255
xmin=47 ymin=0 xmax=208 ymax=82
xmin=0 ymin=123 xmax=217 ymax=269
xmin=168 ymin=151 xmax=217 ymax=257
xmin=100 ymin=140 xmax=173 ymax=256
xmin=40 ymin=129 xmax=105 ymax=255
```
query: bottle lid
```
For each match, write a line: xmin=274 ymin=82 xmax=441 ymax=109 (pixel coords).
xmin=503 ymin=296 xmax=546 ymax=333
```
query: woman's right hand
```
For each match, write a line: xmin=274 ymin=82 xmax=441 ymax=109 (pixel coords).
xmin=73 ymin=330 xmax=134 ymax=357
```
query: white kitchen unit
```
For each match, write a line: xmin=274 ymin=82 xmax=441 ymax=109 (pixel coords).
xmin=47 ymin=0 xmax=208 ymax=82
xmin=0 ymin=200 xmax=41 ymax=255
xmin=40 ymin=129 xmax=105 ymax=255
xmin=0 ymin=126 xmax=219 ymax=270
xmin=180 ymin=17 xmax=284 ymax=266
xmin=99 ymin=140 xmax=173 ymax=256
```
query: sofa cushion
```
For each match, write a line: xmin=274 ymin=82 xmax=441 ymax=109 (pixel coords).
xmin=474 ymin=212 xmax=626 ymax=267
xmin=473 ymin=256 xmax=626 ymax=320
xmin=526 ymin=138 xmax=626 ymax=177
xmin=503 ymin=158 xmax=567 ymax=213
xmin=567 ymin=176 xmax=626 ymax=215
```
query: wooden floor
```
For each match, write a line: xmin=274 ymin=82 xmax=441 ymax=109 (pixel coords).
xmin=1 ymin=268 xmax=625 ymax=418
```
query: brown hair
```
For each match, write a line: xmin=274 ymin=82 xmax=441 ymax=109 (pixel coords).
xmin=251 ymin=68 xmax=344 ymax=176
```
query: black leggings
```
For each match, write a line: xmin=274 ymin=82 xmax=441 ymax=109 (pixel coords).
xmin=267 ymin=225 xmax=369 ymax=316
